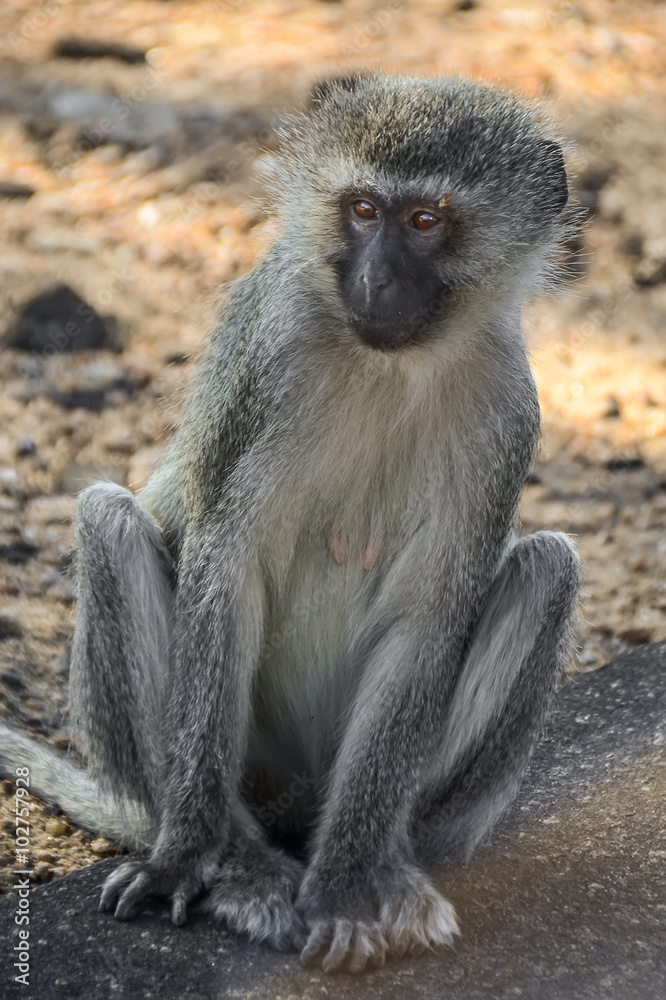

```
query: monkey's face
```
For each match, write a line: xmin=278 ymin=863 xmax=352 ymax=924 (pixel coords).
xmin=334 ymin=194 xmax=453 ymax=350
xmin=271 ymin=74 xmax=574 ymax=349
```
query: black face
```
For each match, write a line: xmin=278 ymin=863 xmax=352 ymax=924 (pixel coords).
xmin=334 ymin=194 xmax=453 ymax=350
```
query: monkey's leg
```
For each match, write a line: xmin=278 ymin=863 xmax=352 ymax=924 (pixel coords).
xmin=96 ymin=514 xmax=305 ymax=940
xmin=297 ymin=529 xmax=579 ymax=972
xmin=410 ymin=530 xmax=580 ymax=867
xmin=70 ymin=482 xmax=173 ymax=819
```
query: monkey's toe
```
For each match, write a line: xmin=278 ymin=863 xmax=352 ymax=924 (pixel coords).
xmin=99 ymin=861 xmax=145 ymax=916
xmin=374 ymin=862 xmax=459 ymax=955
xmin=300 ymin=917 xmax=388 ymax=974
xmin=115 ymin=871 xmax=154 ymax=921
xmin=99 ymin=859 xmax=203 ymax=924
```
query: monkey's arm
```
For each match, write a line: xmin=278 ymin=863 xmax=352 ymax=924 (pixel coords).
xmin=97 ymin=272 xmax=277 ymax=920
xmin=99 ymin=514 xmax=265 ymax=924
xmin=138 ymin=268 xmax=271 ymax=555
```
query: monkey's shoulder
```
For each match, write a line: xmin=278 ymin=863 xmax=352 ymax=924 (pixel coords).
xmin=138 ymin=260 xmax=296 ymax=544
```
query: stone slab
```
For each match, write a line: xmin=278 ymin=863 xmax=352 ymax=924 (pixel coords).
xmin=2 ymin=643 xmax=665 ymax=999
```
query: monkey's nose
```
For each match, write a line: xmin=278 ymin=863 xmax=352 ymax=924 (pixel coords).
xmin=362 ymin=271 xmax=392 ymax=292
xmin=361 ymin=272 xmax=393 ymax=309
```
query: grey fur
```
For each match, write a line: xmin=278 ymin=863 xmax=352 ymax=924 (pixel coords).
xmin=1 ymin=74 xmax=581 ymax=974
xmin=0 ymin=723 xmax=150 ymax=844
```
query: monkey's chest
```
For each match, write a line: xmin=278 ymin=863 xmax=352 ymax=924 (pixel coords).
xmin=248 ymin=529 xmax=383 ymax=788
xmin=245 ymin=375 xmax=440 ymax=787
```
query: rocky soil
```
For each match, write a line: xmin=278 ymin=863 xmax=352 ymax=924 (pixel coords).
xmin=0 ymin=0 xmax=665 ymax=890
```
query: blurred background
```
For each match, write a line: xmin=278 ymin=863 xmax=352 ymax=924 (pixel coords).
xmin=0 ymin=0 xmax=665 ymax=882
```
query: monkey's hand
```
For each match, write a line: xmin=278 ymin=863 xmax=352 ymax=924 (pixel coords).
xmin=99 ymin=852 xmax=211 ymax=926
xmin=297 ymin=860 xmax=459 ymax=974
xmin=201 ymin=834 xmax=306 ymax=951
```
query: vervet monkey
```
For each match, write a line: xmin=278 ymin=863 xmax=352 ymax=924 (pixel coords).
xmin=0 ymin=73 xmax=580 ymax=974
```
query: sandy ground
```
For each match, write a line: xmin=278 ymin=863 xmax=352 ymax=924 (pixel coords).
xmin=0 ymin=0 xmax=665 ymax=888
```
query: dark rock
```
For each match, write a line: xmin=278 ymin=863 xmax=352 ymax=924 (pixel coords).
xmin=617 ymin=625 xmax=653 ymax=645
xmin=0 ymin=670 xmax=25 ymax=690
xmin=23 ymin=716 xmax=50 ymax=735
xmin=575 ymin=164 xmax=615 ymax=213
xmin=49 ymin=386 xmax=125 ymax=412
xmin=4 ymin=285 xmax=119 ymax=354
xmin=0 ymin=539 xmax=38 ymax=564
xmin=0 ymin=614 xmax=23 ymax=640
xmin=42 ymin=357 xmax=134 ymax=411
xmin=605 ymin=456 xmax=645 ymax=472
xmin=1 ymin=644 xmax=664 ymax=999
xmin=53 ymin=36 xmax=147 ymax=65
xmin=2 ymin=78 xmax=272 ymax=168
xmin=602 ymin=395 xmax=621 ymax=419
xmin=15 ymin=438 xmax=36 ymax=457
xmin=620 ymin=231 xmax=644 ymax=258
xmin=44 ymin=87 xmax=179 ymax=152
xmin=635 ymin=254 xmax=666 ymax=288
xmin=0 ymin=181 xmax=35 ymax=199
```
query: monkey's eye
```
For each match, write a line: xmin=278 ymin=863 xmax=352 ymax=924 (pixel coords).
xmin=412 ymin=211 xmax=440 ymax=231
xmin=353 ymin=200 xmax=378 ymax=220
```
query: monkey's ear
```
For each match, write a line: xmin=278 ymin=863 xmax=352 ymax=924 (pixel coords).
xmin=538 ymin=139 xmax=569 ymax=216
xmin=311 ymin=75 xmax=368 ymax=105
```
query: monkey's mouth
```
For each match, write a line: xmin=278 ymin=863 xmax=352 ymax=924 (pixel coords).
xmin=350 ymin=316 xmax=425 ymax=351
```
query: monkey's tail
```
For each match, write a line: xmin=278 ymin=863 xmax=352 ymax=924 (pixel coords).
xmin=0 ymin=724 xmax=151 ymax=848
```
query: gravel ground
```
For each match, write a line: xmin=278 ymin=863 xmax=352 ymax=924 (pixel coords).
xmin=0 ymin=0 xmax=665 ymax=890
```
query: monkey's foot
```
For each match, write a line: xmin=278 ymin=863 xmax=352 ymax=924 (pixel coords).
xmin=372 ymin=862 xmax=459 ymax=957
xmin=99 ymin=856 xmax=207 ymax=926
xmin=202 ymin=839 xmax=305 ymax=951
xmin=300 ymin=914 xmax=389 ymax=974
xmin=297 ymin=862 xmax=458 ymax=973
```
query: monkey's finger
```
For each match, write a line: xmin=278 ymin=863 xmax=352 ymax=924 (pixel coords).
xmin=300 ymin=921 xmax=333 ymax=967
xmin=171 ymin=892 xmax=189 ymax=927
xmin=171 ymin=868 xmax=207 ymax=926
xmin=99 ymin=862 xmax=143 ymax=914
xmin=321 ymin=919 xmax=354 ymax=974
xmin=114 ymin=871 xmax=153 ymax=921
xmin=369 ymin=945 xmax=387 ymax=970
xmin=348 ymin=924 xmax=387 ymax=975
